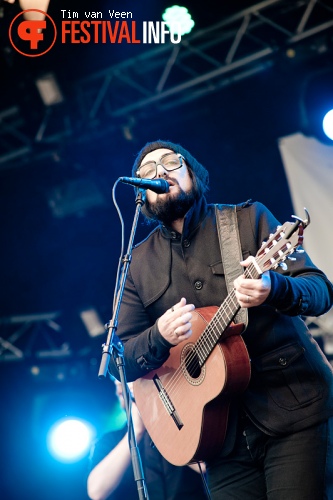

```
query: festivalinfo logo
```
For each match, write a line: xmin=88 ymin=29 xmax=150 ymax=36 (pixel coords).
xmin=8 ymin=8 xmax=186 ymax=57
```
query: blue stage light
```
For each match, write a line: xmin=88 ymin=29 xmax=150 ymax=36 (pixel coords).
xmin=322 ymin=109 xmax=333 ymax=141
xmin=47 ymin=417 xmax=95 ymax=463
xmin=300 ymin=69 xmax=333 ymax=144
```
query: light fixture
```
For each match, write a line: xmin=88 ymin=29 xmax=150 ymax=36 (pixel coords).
xmin=20 ymin=0 xmax=50 ymax=20
xmin=162 ymin=5 xmax=195 ymax=37
xmin=47 ymin=417 xmax=95 ymax=462
xmin=300 ymin=68 xmax=333 ymax=144
xmin=35 ymin=73 xmax=64 ymax=106
xmin=322 ymin=109 xmax=333 ymax=141
xmin=79 ymin=308 xmax=105 ymax=338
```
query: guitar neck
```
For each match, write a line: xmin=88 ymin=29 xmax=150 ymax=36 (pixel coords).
xmin=196 ymin=261 xmax=260 ymax=366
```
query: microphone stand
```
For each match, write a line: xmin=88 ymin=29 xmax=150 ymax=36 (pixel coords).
xmin=98 ymin=188 xmax=149 ymax=500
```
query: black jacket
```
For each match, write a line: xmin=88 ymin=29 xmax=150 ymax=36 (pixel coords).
xmin=109 ymin=198 xmax=333 ymax=436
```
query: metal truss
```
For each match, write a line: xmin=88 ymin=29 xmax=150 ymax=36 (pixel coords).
xmin=0 ymin=312 xmax=71 ymax=362
xmin=1 ymin=0 xmax=333 ymax=164
xmin=0 ymin=106 xmax=32 ymax=168
xmin=75 ymin=0 xmax=333 ymax=127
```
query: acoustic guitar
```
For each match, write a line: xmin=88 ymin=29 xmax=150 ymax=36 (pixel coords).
xmin=133 ymin=211 xmax=310 ymax=466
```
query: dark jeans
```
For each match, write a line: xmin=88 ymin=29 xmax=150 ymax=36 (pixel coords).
xmin=207 ymin=414 xmax=333 ymax=499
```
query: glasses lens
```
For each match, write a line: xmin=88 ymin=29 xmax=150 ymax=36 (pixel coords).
xmin=138 ymin=162 xmax=156 ymax=179
xmin=162 ymin=153 xmax=181 ymax=170
xmin=138 ymin=153 xmax=182 ymax=179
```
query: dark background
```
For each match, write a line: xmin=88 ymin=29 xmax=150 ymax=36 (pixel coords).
xmin=1 ymin=1 xmax=333 ymax=498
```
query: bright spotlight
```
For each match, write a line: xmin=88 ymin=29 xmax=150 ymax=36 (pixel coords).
xmin=300 ymin=69 xmax=333 ymax=144
xmin=47 ymin=417 xmax=95 ymax=462
xmin=162 ymin=5 xmax=195 ymax=36
xmin=322 ymin=109 xmax=333 ymax=141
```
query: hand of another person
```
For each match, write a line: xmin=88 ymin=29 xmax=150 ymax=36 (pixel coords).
xmin=157 ymin=297 xmax=195 ymax=345
xmin=234 ymin=257 xmax=271 ymax=308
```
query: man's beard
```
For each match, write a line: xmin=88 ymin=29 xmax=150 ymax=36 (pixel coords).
xmin=144 ymin=184 xmax=197 ymax=226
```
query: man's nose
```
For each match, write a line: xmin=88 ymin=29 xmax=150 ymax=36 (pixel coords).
xmin=156 ymin=163 xmax=168 ymax=177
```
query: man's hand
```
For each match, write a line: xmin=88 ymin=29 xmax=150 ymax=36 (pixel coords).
xmin=234 ymin=256 xmax=271 ymax=308
xmin=157 ymin=297 xmax=195 ymax=345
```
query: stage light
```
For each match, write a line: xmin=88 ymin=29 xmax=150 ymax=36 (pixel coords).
xmin=322 ymin=109 xmax=333 ymax=141
xmin=162 ymin=5 xmax=195 ymax=36
xmin=300 ymin=69 xmax=333 ymax=144
xmin=47 ymin=417 xmax=95 ymax=463
xmin=79 ymin=308 xmax=105 ymax=338
xmin=19 ymin=0 xmax=50 ymax=21
xmin=35 ymin=73 xmax=64 ymax=107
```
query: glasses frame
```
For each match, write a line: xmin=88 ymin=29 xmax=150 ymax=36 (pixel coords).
xmin=136 ymin=152 xmax=185 ymax=179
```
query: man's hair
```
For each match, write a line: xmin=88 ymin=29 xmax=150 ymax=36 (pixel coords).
xmin=132 ymin=140 xmax=209 ymax=198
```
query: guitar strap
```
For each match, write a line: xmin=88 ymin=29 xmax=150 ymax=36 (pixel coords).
xmin=215 ymin=204 xmax=248 ymax=328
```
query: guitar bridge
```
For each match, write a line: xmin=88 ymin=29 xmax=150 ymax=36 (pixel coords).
xmin=153 ymin=374 xmax=183 ymax=430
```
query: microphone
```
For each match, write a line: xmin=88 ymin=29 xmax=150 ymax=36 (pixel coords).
xmin=119 ymin=177 xmax=169 ymax=194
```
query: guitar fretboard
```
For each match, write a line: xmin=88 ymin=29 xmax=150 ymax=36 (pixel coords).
xmin=194 ymin=262 xmax=260 ymax=367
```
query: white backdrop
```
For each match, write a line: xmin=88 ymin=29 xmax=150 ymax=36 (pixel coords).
xmin=278 ymin=132 xmax=333 ymax=345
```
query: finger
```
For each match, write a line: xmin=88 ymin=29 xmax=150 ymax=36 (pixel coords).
xmin=175 ymin=324 xmax=192 ymax=338
xmin=177 ymin=311 xmax=193 ymax=327
xmin=240 ymin=257 xmax=253 ymax=267
xmin=170 ymin=301 xmax=195 ymax=317
xmin=244 ymin=293 xmax=251 ymax=304
xmin=176 ymin=310 xmax=193 ymax=332
xmin=174 ymin=297 xmax=187 ymax=311
xmin=169 ymin=297 xmax=186 ymax=314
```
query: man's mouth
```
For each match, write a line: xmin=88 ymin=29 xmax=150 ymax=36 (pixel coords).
xmin=167 ymin=178 xmax=177 ymax=188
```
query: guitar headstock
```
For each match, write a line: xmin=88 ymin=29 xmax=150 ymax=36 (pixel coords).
xmin=255 ymin=208 xmax=310 ymax=274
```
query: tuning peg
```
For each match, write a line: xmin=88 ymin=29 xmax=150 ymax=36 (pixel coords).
xmin=279 ymin=262 xmax=288 ymax=271
xmin=287 ymin=256 xmax=296 ymax=261
xmin=296 ymin=248 xmax=304 ymax=253
xmin=291 ymin=208 xmax=311 ymax=228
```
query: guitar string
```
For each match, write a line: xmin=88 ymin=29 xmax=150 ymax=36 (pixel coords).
xmin=159 ymin=261 xmax=259 ymax=404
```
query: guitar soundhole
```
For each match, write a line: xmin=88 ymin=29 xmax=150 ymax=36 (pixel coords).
xmin=185 ymin=351 xmax=201 ymax=378
xmin=181 ymin=344 xmax=205 ymax=385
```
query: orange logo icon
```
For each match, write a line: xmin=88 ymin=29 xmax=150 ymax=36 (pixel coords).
xmin=9 ymin=9 xmax=57 ymax=57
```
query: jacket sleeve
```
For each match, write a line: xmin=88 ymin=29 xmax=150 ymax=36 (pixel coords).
xmin=266 ymin=268 xmax=333 ymax=316
xmin=250 ymin=202 xmax=333 ymax=316
xmin=108 ymin=268 xmax=173 ymax=381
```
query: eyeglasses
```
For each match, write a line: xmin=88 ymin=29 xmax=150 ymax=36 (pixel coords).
xmin=136 ymin=152 xmax=185 ymax=179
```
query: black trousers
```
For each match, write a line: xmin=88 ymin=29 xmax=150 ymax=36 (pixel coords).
xmin=207 ymin=414 xmax=333 ymax=499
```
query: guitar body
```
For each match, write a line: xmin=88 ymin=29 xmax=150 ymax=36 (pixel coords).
xmin=133 ymin=306 xmax=251 ymax=466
